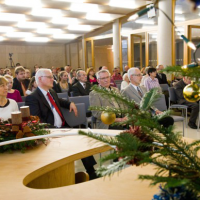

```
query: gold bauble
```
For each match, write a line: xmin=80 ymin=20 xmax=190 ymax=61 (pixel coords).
xmin=183 ymin=81 xmax=200 ymax=102
xmin=101 ymin=111 xmax=116 ymax=125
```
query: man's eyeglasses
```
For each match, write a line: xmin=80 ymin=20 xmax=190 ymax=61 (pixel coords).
xmin=41 ymin=76 xmax=54 ymax=79
xmin=131 ymin=74 xmax=143 ymax=77
xmin=98 ymin=76 xmax=110 ymax=80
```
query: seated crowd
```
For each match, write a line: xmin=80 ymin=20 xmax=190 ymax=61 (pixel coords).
xmin=0 ymin=62 xmax=198 ymax=180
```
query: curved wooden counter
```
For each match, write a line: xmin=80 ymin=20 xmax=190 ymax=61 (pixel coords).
xmin=0 ymin=129 xmax=158 ymax=200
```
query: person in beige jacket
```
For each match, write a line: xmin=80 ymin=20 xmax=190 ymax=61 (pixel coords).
xmin=89 ymin=69 xmax=127 ymax=129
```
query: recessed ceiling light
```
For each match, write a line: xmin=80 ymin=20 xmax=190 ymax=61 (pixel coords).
xmin=54 ymin=0 xmax=85 ymax=2
xmin=109 ymin=0 xmax=138 ymax=9
xmin=175 ymin=16 xmax=185 ymax=21
xmin=135 ymin=19 xmax=155 ymax=25
xmin=37 ymin=28 xmax=63 ymax=34
xmin=52 ymin=17 xmax=79 ymax=25
xmin=86 ymin=13 xmax=112 ymax=21
xmin=67 ymin=25 xmax=93 ymax=31
xmin=175 ymin=10 xmax=183 ymax=14
xmin=70 ymin=3 xmax=99 ymax=12
xmin=0 ymin=36 xmax=5 ymax=41
xmin=17 ymin=22 xmax=46 ymax=29
xmin=5 ymin=0 xmax=42 ymax=7
xmin=7 ymin=32 xmax=33 ymax=38
xmin=0 ymin=26 xmax=14 ymax=32
xmin=53 ymin=34 xmax=77 ymax=39
xmin=0 ymin=13 xmax=25 ymax=21
xmin=25 ymin=37 xmax=49 ymax=42
xmin=31 ymin=8 xmax=62 ymax=17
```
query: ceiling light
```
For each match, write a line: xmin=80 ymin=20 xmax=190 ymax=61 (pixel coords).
xmin=67 ymin=25 xmax=93 ymax=31
xmin=17 ymin=22 xmax=46 ymax=29
xmin=0 ymin=26 xmax=14 ymax=32
xmin=52 ymin=17 xmax=79 ymax=25
xmin=175 ymin=9 xmax=183 ymax=14
xmin=175 ymin=16 xmax=185 ymax=21
xmin=31 ymin=8 xmax=62 ymax=17
xmin=25 ymin=37 xmax=49 ymax=42
xmin=70 ymin=3 xmax=99 ymax=12
xmin=5 ymin=0 xmax=42 ymax=7
xmin=54 ymin=0 xmax=85 ymax=2
xmin=7 ymin=32 xmax=33 ymax=38
xmin=135 ymin=19 xmax=155 ymax=25
xmin=37 ymin=28 xmax=63 ymax=34
xmin=0 ymin=13 xmax=25 ymax=21
xmin=109 ymin=0 xmax=138 ymax=9
xmin=0 ymin=36 xmax=5 ymax=41
xmin=53 ymin=34 xmax=77 ymax=39
xmin=86 ymin=13 xmax=112 ymax=21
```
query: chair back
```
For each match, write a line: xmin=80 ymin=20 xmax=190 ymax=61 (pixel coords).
xmin=69 ymin=96 xmax=90 ymax=112
xmin=116 ymin=83 xmax=121 ymax=91
xmin=168 ymin=87 xmax=177 ymax=102
xmin=114 ymin=80 xmax=122 ymax=85
xmin=160 ymin=84 xmax=169 ymax=92
xmin=61 ymin=103 xmax=87 ymax=127
xmin=17 ymin=102 xmax=25 ymax=109
xmin=75 ymin=172 xmax=89 ymax=184
xmin=57 ymin=92 xmax=68 ymax=99
xmin=153 ymin=94 xmax=167 ymax=111
xmin=21 ymin=96 xmax=26 ymax=102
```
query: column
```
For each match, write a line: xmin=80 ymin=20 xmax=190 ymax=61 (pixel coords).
xmin=113 ymin=19 xmax=122 ymax=71
xmin=158 ymin=0 xmax=175 ymax=67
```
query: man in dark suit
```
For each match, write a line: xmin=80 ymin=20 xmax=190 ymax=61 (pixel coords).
xmin=13 ymin=66 xmax=30 ymax=96
xmin=25 ymin=68 xmax=97 ymax=179
xmin=174 ymin=77 xmax=199 ymax=129
xmin=156 ymin=65 xmax=168 ymax=85
xmin=71 ymin=70 xmax=92 ymax=96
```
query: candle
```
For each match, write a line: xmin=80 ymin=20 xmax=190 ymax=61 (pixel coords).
xmin=20 ymin=106 xmax=30 ymax=121
xmin=11 ymin=111 xmax=22 ymax=125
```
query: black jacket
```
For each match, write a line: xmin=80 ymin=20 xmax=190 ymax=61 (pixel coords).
xmin=156 ymin=73 xmax=168 ymax=85
xmin=25 ymin=88 xmax=71 ymax=127
xmin=52 ymin=82 xmax=72 ymax=95
xmin=71 ymin=81 xmax=92 ymax=96
xmin=12 ymin=78 xmax=30 ymax=96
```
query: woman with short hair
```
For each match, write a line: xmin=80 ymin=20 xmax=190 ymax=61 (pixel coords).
xmin=0 ymin=76 xmax=19 ymax=120
xmin=26 ymin=76 xmax=37 ymax=95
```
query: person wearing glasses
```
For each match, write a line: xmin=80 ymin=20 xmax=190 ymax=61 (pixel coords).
xmin=121 ymin=68 xmax=174 ymax=128
xmin=89 ymin=69 xmax=127 ymax=129
xmin=0 ymin=76 xmax=19 ymax=120
xmin=25 ymin=68 xmax=98 ymax=179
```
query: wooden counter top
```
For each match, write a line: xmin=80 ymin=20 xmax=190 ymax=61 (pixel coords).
xmin=0 ymin=128 xmax=158 ymax=200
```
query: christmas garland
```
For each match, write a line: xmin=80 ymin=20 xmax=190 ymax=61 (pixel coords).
xmin=0 ymin=116 xmax=50 ymax=153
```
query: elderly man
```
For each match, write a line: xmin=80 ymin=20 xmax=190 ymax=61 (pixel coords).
xmin=25 ymin=68 xmax=97 ymax=179
xmin=156 ymin=65 xmax=168 ymax=85
xmin=174 ymin=77 xmax=199 ymax=129
xmin=121 ymin=68 xmax=174 ymax=128
xmin=123 ymin=65 xmax=129 ymax=75
xmin=13 ymin=66 xmax=30 ymax=96
xmin=71 ymin=70 xmax=92 ymax=96
xmin=89 ymin=69 xmax=127 ymax=129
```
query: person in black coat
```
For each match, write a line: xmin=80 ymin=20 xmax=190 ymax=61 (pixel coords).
xmin=25 ymin=68 xmax=97 ymax=179
xmin=156 ymin=65 xmax=168 ymax=85
xmin=71 ymin=70 xmax=92 ymax=96
xmin=12 ymin=66 xmax=30 ymax=96
xmin=174 ymin=77 xmax=199 ymax=129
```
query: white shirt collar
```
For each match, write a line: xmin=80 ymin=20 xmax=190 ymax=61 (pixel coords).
xmin=130 ymin=83 xmax=139 ymax=91
xmin=38 ymin=86 xmax=49 ymax=96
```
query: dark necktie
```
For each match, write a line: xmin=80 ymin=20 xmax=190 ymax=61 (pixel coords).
xmin=47 ymin=92 xmax=65 ymax=126
xmin=137 ymin=86 xmax=143 ymax=98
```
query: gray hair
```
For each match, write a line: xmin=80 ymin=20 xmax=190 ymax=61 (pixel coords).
xmin=76 ymin=70 xmax=85 ymax=79
xmin=35 ymin=68 xmax=51 ymax=85
xmin=127 ymin=67 xmax=140 ymax=80
xmin=96 ymin=69 xmax=110 ymax=79
xmin=156 ymin=64 xmax=163 ymax=69
xmin=122 ymin=73 xmax=128 ymax=81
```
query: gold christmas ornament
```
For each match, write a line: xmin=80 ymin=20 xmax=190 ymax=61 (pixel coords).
xmin=183 ymin=81 xmax=200 ymax=102
xmin=101 ymin=111 xmax=116 ymax=125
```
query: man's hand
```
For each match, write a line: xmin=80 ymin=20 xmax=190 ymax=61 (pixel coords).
xmin=69 ymin=102 xmax=78 ymax=116
xmin=155 ymin=110 xmax=163 ymax=115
